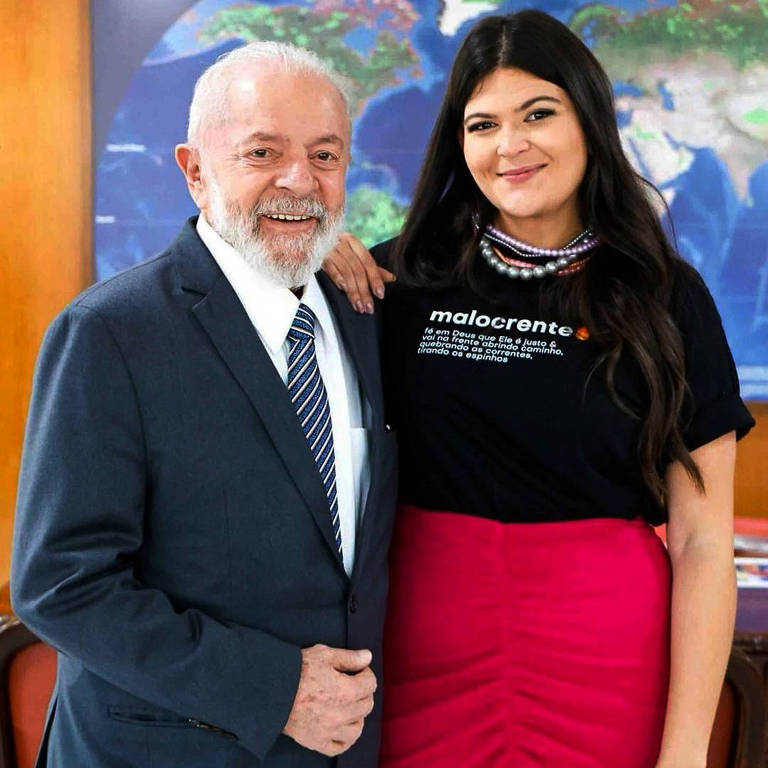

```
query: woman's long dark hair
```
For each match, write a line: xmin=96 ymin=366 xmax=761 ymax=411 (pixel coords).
xmin=392 ymin=9 xmax=703 ymax=500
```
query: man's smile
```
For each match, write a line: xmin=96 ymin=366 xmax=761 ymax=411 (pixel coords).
xmin=258 ymin=213 xmax=319 ymax=233
xmin=262 ymin=213 xmax=315 ymax=221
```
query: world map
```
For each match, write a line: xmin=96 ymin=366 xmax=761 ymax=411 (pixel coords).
xmin=94 ymin=0 xmax=768 ymax=397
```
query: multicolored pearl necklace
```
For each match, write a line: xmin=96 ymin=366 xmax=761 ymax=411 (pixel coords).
xmin=491 ymin=244 xmax=591 ymax=276
xmin=485 ymin=224 xmax=599 ymax=259
xmin=479 ymin=226 xmax=600 ymax=280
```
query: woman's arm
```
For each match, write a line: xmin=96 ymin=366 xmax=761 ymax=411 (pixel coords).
xmin=655 ymin=431 xmax=737 ymax=768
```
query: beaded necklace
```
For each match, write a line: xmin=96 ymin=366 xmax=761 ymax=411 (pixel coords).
xmin=479 ymin=224 xmax=600 ymax=280
xmin=491 ymin=244 xmax=592 ymax=276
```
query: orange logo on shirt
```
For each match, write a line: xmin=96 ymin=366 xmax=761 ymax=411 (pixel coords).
xmin=574 ymin=326 xmax=590 ymax=341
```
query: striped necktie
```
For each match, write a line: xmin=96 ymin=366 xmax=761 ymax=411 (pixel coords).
xmin=286 ymin=303 xmax=342 ymax=556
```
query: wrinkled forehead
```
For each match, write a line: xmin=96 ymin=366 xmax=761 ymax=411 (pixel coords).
xmin=201 ymin=64 xmax=350 ymax=152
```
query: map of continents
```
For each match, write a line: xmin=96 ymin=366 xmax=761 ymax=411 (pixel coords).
xmin=94 ymin=0 xmax=768 ymax=397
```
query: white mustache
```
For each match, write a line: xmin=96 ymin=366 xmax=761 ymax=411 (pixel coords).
xmin=252 ymin=197 xmax=328 ymax=220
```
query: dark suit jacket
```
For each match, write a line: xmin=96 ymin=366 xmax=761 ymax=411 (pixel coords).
xmin=11 ymin=219 xmax=397 ymax=768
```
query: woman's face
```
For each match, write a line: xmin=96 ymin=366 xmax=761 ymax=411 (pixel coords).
xmin=461 ymin=67 xmax=588 ymax=237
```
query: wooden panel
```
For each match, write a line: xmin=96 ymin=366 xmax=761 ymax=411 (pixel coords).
xmin=736 ymin=403 xmax=768 ymax=519
xmin=0 ymin=3 xmax=92 ymax=583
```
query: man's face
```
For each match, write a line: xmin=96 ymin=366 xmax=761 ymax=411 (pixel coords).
xmin=179 ymin=65 xmax=350 ymax=287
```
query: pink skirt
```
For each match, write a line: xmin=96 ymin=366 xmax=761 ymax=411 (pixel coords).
xmin=380 ymin=506 xmax=671 ymax=768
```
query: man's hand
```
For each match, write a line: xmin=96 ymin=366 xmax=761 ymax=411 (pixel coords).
xmin=323 ymin=233 xmax=396 ymax=314
xmin=282 ymin=644 xmax=377 ymax=756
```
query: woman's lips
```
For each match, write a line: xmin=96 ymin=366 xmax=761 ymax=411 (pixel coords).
xmin=497 ymin=164 xmax=546 ymax=184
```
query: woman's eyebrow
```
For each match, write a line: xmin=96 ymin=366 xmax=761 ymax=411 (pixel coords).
xmin=463 ymin=112 xmax=495 ymax=125
xmin=516 ymin=95 xmax=562 ymax=111
xmin=463 ymin=96 xmax=562 ymax=124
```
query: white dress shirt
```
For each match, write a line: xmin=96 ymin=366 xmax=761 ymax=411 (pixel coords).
xmin=197 ymin=215 xmax=369 ymax=575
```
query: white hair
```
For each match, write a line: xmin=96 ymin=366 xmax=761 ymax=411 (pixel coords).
xmin=187 ymin=40 xmax=354 ymax=147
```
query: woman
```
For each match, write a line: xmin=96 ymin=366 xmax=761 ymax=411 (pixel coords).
xmin=325 ymin=11 xmax=754 ymax=767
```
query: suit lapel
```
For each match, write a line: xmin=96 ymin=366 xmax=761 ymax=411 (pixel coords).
xmin=317 ymin=273 xmax=382 ymax=424
xmin=172 ymin=220 xmax=345 ymax=572
xmin=318 ymin=274 xmax=387 ymax=578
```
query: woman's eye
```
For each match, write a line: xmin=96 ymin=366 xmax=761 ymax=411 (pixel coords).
xmin=466 ymin=121 xmax=495 ymax=133
xmin=524 ymin=109 xmax=554 ymax=122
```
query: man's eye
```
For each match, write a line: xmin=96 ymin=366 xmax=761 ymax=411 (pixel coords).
xmin=314 ymin=151 xmax=338 ymax=162
xmin=249 ymin=148 xmax=270 ymax=158
xmin=524 ymin=109 xmax=554 ymax=122
xmin=466 ymin=121 xmax=495 ymax=133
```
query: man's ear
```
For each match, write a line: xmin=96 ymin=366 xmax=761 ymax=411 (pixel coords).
xmin=175 ymin=144 xmax=208 ymax=211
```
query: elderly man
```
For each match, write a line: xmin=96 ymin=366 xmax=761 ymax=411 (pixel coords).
xmin=11 ymin=42 xmax=396 ymax=768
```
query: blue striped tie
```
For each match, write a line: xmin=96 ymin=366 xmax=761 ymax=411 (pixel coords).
xmin=286 ymin=304 xmax=342 ymax=556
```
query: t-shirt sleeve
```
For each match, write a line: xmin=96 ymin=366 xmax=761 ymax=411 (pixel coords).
xmin=673 ymin=266 xmax=755 ymax=451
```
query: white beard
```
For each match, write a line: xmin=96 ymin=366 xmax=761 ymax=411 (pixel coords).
xmin=206 ymin=175 xmax=345 ymax=289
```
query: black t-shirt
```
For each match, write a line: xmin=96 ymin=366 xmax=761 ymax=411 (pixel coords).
xmin=373 ymin=239 xmax=754 ymax=526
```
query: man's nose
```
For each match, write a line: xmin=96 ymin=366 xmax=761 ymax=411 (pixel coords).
xmin=274 ymin=157 xmax=316 ymax=196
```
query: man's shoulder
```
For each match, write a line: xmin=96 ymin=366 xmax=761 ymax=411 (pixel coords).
xmin=68 ymin=249 xmax=176 ymax=322
xmin=63 ymin=219 xmax=207 ymax=328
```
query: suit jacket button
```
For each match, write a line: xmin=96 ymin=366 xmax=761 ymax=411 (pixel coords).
xmin=348 ymin=594 xmax=358 ymax=614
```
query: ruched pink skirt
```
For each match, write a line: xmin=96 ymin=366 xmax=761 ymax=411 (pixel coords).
xmin=379 ymin=506 xmax=671 ymax=768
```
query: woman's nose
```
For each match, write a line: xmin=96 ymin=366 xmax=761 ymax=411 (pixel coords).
xmin=496 ymin=126 xmax=531 ymax=157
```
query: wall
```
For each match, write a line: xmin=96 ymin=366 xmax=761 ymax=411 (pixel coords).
xmin=0 ymin=2 xmax=92 ymax=582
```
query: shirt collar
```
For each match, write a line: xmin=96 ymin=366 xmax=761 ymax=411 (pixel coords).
xmin=196 ymin=214 xmax=329 ymax=354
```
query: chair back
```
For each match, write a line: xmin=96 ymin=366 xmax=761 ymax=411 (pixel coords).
xmin=0 ymin=619 xmax=56 ymax=768
xmin=707 ymin=647 xmax=766 ymax=768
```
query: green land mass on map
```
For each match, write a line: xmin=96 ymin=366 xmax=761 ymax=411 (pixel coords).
xmin=345 ymin=186 xmax=408 ymax=247
xmin=199 ymin=3 xmax=420 ymax=113
xmin=570 ymin=0 xmax=768 ymax=74
xmin=565 ymin=0 xmax=768 ymax=200
xmin=745 ymin=107 xmax=768 ymax=125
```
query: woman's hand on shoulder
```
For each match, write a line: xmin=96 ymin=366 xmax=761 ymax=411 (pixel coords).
xmin=323 ymin=233 xmax=396 ymax=314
